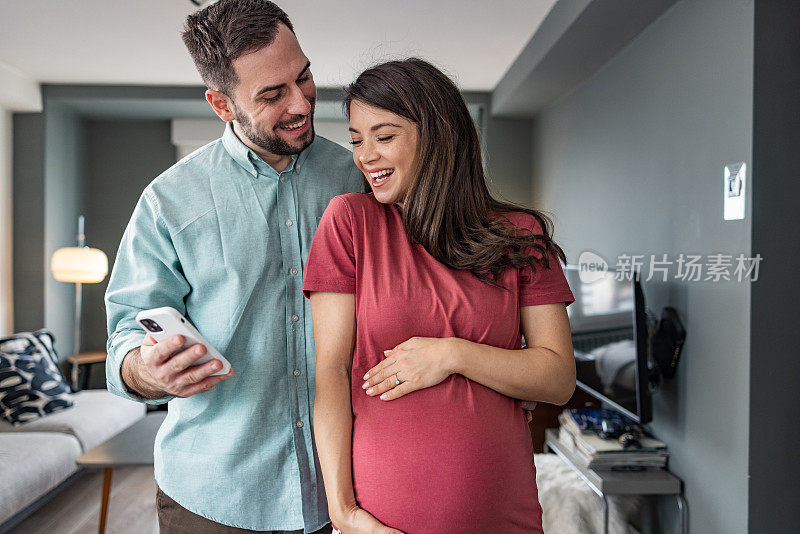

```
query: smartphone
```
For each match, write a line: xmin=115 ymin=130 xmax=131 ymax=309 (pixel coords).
xmin=135 ymin=307 xmax=232 ymax=376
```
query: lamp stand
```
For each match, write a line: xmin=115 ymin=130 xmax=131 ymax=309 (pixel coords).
xmin=71 ymin=282 xmax=82 ymax=390
xmin=71 ymin=216 xmax=86 ymax=391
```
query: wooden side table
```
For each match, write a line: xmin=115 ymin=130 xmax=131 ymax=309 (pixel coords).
xmin=77 ymin=412 xmax=165 ymax=534
xmin=66 ymin=350 xmax=107 ymax=391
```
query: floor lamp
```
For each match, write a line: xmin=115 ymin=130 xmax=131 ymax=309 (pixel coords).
xmin=50 ymin=215 xmax=108 ymax=390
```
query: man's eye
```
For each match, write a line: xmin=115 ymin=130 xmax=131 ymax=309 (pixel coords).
xmin=298 ymin=75 xmax=311 ymax=84
xmin=349 ymin=139 xmax=362 ymax=146
xmin=263 ymin=93 xmax=281 ymax=103
xmin=377 ymin=136 xmax=394 ymax=142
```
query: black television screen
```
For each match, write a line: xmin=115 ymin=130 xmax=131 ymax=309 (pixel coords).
xmin=564 ymin=267 xmax=652 ymax=424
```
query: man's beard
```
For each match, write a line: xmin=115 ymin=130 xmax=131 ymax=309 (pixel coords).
xmin=233 ymin=101 xmax=315 ymax=156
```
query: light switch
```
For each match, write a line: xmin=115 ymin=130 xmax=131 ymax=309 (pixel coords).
xmin=724 ymin=162 xmax=746 ymax=220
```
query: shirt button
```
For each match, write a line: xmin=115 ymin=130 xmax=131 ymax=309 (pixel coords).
xmin=290 ymin=267 xmax=298 ymax=276
xmin=285 ymin=219 xmax=293 ymax=227
xmin=293 ymin=369 xmax=301 ymax=376
xmin=280 ymin=175 xmax=286 ymax=182
xmin=296 ymin=420 xmax=304 ymax=428
xmin=291 ymin=315 xmax=299 ymax=322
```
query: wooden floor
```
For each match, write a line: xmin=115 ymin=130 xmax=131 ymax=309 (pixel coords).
xmin=9 ymin=466 xmax=158 ymax=534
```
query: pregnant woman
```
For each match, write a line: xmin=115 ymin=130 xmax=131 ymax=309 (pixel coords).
xmin=304 ymin=58 xmax=576 ymax=534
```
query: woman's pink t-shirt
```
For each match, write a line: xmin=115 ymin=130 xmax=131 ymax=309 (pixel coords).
xmin=303 ymin=193 xmax=574 ymax=533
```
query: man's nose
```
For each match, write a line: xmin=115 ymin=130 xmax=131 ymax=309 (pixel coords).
xmin=286 ymin=84 xmax=311 ymax=116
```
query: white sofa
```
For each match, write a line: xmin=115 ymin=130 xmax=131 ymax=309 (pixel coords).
xmin=0 ymin=390 xmax=145 ymax=531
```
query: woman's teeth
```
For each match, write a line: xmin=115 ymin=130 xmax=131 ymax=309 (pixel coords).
xmin=370 ymin=169 xmax=394 ymax=183
xmin=281 ymin=117 xmax=307 ymax=130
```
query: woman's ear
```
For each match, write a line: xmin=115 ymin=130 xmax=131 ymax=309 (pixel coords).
xmin=206 ymin=89 xmax=236 ymax=122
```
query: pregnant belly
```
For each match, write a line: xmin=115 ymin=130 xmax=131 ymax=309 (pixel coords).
xmin=351 ymin=375 xmax=543 ymax=534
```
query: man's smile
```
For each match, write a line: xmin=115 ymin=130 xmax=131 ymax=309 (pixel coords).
xmin=278 ymin=115 xmax=309 ymax=135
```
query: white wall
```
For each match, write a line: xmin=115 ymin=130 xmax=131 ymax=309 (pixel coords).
xmin=171 ymin=118 xmax=226 ymax=160
xmin=314 ymin=119 xmax=352 ymax=150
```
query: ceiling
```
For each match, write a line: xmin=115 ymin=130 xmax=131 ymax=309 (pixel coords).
xmin=0 ymin=0 xmax=557 ymax=92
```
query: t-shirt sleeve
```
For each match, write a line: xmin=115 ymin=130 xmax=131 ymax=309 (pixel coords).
xmin=518 ymin=217 xmax=575 ymax=308
xmin=303 ymin=196 xmax=357 ymax=298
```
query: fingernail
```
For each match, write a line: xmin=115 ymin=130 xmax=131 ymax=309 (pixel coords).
xmin=380 ymin=393 xmax=388 ymax=400
xmin=366 ymin=388 xmax=373 ymax=395
xmin=361 ymin=382 xmax=369 ymax=389
xmin=211 ymin=362 xmax=220 ymax=370
xmin=384 ymin=350 xmax=393 ymax=354
xmin=363 ymin=373 xmax=369 ymax=380
xmin=195 ymin=347 xmax=204 ymax=355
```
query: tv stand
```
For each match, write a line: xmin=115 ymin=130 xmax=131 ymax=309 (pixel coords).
xmin=544 ymin=429 xmax=688 ymax=534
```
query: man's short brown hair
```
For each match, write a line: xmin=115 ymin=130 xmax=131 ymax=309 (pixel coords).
xmin=182 ymin=0 xmax=294 ymax=95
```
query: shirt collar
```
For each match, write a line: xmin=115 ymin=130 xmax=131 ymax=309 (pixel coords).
xmin=222 ymin=122 xmax=307 ymax=178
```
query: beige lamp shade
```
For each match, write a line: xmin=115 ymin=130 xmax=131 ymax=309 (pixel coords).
xmin=51 ymin=247 xmax=109 ymax=283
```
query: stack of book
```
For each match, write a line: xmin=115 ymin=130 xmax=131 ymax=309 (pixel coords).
xmin=557 ymin=409 xmax=669 ymax=471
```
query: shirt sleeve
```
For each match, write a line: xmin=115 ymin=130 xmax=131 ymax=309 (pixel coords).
xmin=104 ymin=189 xmax=186 ymax=405
xmin=518 ymin=216 xmax=575 ymax=308
xmin=303 ymin=195 xmax=356 ymax=298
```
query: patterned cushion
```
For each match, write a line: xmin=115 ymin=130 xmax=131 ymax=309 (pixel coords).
xmin=0 ymin=330 xmax=74 ymax=426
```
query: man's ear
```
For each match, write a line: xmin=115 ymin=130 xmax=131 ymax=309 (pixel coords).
xmin=206 ymin=89 xmax=236 ymax=122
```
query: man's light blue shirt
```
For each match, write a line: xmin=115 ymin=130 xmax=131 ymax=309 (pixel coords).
xmin=105 ymin=123 xmax=362 ymax=531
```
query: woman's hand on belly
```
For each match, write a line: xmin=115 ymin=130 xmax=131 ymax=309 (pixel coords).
xmin=335 ymin=504 xmax=405 ymax=534
xmin=361 ymin=337 xmax=456 ymax=401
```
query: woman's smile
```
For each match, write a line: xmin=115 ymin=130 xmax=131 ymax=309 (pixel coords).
xmin=365 ymin=167 xmax=395 ymax=187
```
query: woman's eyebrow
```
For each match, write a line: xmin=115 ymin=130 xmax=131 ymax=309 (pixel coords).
xmin=348 ymin=123 xmax=402 ymax=133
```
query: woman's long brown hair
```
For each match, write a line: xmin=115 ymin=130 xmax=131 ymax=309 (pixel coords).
xmin=344 ymin=58 xmax=566 ymax=285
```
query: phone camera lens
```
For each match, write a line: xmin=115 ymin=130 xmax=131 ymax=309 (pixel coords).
xmin=142 ymin=319 xmax=163 ymax=333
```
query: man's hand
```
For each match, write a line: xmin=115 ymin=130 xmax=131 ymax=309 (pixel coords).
xmin=121 ymin=335 xmax=234 ymax=399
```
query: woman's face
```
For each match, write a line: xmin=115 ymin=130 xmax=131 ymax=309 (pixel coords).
xmin=349 ymin=100 xmax=419 ymax=206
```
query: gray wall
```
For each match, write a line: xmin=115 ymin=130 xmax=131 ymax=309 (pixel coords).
xmin=82 ymin=119 xmax=175 ymax=352
xmin=43 ymin=103 xmax=86 ymax=358
xmin=531 ymin=1 xmax=753 ymax=532
xmin=749 ymin=1 xmax=800 ymax=531
xmin=463 ymin=92 xmax=533 ymax=206
xmin=12 ymin=113 xmax=45 ymax=333
xmin=14 ymin=103 xmax=86 ymax=359
xmin=484 ymin=114 xmax=532 ymax=205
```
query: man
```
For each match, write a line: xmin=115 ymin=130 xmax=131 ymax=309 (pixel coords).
xmin=105 ymin=1 xmax=361 ymax=532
